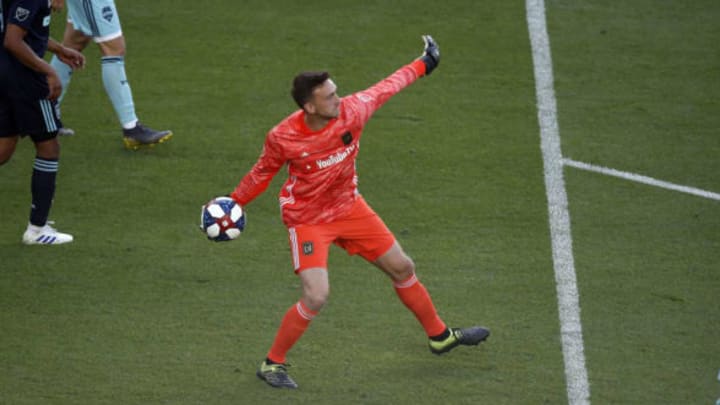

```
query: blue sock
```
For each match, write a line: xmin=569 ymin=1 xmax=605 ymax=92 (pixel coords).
xmin=101 ymin=56 xmax=138 ymax=128
xmin=30 ymin=157 xmax=58 ymax=227
xmin=50 ymin=55 xmax=73 ymax=107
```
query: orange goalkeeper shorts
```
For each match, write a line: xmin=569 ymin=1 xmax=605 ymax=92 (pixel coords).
xmin=287 ymin=196 xmax=396 ymax=273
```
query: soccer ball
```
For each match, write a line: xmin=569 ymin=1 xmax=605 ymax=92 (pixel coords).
xmin=200 ymin=196 xmax=246 ymax=241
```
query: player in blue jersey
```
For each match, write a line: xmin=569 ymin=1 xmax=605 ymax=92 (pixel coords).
xmin=1 ymin=0 xmax=85 ymax=244
xmin=49 ymin=0 xmax=172 ymax=150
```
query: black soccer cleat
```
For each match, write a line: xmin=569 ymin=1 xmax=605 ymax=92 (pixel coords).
xmin=122 ymin=122 xmax=172 ymax=150
xmin=429 ymin=326 xmax=490 ymax=355
xmin=256 ymin=361 xmax=298 ymax=389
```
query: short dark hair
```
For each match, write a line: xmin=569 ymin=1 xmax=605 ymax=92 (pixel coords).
xmin=291 ymin=71 xmax=330 ymax=109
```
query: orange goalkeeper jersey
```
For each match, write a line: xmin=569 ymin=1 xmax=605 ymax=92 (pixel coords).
xmin=231 ymin=59 xmax=426 ymax=227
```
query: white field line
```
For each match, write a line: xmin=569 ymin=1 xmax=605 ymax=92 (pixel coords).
xmin=563 ymin=158 xmax=720 ymax=201
xmin=526 ymin=1 xmax=591 ymax=404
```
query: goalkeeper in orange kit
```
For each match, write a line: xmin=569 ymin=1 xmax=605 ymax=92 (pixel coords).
xmin=227 ymin=35 xmax=490 ymax=389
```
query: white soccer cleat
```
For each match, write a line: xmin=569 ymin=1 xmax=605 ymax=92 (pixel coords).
xmin=22 ymin=222 xmax=74 ymax=245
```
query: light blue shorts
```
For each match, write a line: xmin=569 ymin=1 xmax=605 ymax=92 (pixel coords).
xmin=66 ymin=0 xmax=123 ymax=42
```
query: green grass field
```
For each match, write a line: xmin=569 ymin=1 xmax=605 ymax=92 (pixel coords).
xmin=1 ymin=1 xmax=718 ymax=403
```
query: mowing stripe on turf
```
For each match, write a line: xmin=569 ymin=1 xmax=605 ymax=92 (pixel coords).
xmin=563 ymin=158 xmax=720 ymax=201
xmin=526 ymin=1 xmax=592 ymax=404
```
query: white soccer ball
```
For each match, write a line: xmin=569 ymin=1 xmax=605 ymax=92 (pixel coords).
xmin=200 ymin=196 xmax=246 ymax=241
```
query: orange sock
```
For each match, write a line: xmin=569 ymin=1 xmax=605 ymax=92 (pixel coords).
xmin=394 ymin=273 xmax=447 ymax=337
xmin=266 ymin=301 xmax=317 ymax=364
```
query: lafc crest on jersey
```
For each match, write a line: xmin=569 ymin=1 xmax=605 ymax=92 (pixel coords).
xmin=302 ymin=241 xmax=314 ymax=255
